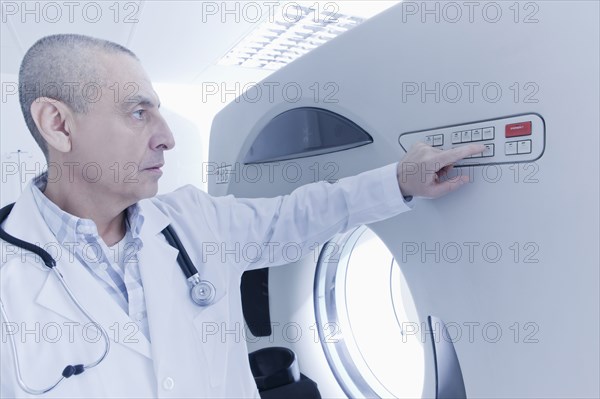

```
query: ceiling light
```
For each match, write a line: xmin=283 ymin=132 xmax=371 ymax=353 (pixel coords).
xmin=218 ymin=2 xmax=366 ymax=70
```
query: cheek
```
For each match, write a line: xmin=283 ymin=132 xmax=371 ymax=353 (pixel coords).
xmin=114 ymin=139 xmax=149 ymax=169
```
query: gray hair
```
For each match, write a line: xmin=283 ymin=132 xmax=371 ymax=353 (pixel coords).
xmin=18 ymin=34 xmax=138 ymax=159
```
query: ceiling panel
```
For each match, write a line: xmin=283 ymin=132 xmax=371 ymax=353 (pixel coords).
xmin=4 ymin=1 xmax=135 ymax=56
xmin=129 ymin=1 xmax=265 ymax=83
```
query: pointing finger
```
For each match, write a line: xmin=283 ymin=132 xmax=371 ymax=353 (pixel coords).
xmin=435 ymin=144 xmax=486 ymax=167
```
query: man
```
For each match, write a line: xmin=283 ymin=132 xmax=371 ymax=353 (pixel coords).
xmin=0 ymin=34 xmax=484 ymax=398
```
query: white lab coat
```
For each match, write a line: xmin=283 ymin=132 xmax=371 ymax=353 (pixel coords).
xmin=0 ymin=163 xmax=411 ymax=398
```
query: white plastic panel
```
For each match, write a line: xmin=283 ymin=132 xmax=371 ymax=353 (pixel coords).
xmin=398 ymin=113 xmax=545 ymax=167
xmin=209 ymin=2 xmax=600 ymax=398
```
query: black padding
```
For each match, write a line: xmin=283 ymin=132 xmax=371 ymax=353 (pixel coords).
xmin=241 ymin=268 xmax=272 ymax=336
xmin=258 ymin=374 xmax=321 ymax=399
xmin=249 ymin=347 xmax=300 ymax=391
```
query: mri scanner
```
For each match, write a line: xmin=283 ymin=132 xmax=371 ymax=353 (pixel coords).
xmin=208 ymin=1 xmax=599 ymax=398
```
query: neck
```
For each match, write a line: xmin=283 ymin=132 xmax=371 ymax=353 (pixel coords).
xmin=43 ymin=180 xmax=128 ymax=246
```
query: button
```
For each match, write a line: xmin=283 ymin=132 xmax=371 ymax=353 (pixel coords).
xmin=99 ymin=262 xmax=108 ymax=271
xmin=505 ymin=142 xmax=518 ymax=155
xmin=505 ymin=121 xmax=532 ymax=138
xmin=461 ymin=130 xmax=472 ymax=142
xmin=517 ymin=140 xmax=532 ymax=154
xmin=425 ymin=136 xmax=434 ymax=146
xmin=452 ymin=132 xmax=462 ymax=144
xmin=135 ymin=312 xmax=145 ymax=321
xmin=163 ymin=377 xmax=175 ymax=391
xmin=471 ymin=129 xmax=482 ymax=141
xmin=482 ymin=127 xmax=495 ymax=140
xmin=482 ymin=144 xmax=494 ymax=157
xmin=433 ymin=134 xmax=443 ymax=146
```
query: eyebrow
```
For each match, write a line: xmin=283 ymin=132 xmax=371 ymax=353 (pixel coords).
xmin=122 ymin=94 xmax=161 ymax=110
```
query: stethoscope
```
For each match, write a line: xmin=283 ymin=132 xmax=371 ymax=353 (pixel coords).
xmin=0 ymin=202 xmax=216 ymax=395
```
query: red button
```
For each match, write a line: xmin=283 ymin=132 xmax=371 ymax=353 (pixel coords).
xmin=505 ymin=121 xmax=532 ymax=138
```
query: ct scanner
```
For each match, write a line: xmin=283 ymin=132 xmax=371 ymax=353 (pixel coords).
xmin=208 ymin=2 xmax=599 ymax=398
xmin=0 ymin=1 xmax=597 ymax=398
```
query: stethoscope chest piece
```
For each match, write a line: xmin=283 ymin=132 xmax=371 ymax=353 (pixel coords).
xmin=190 ymin=279 xmax=216 ymax=306
xmin=161 ymin=224 xmax=217 ymax=307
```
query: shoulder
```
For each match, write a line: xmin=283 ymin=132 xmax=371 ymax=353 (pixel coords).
xmin=148 ymin=184 xmax=240 ymax=215
xmin=148 ymin=184 xmax=223 ymax=214
xmin=142 ymin=185 xmax=227 ymax=237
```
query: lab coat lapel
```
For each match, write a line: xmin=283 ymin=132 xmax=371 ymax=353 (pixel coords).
xmin=135 ymin=199 xmax=225 ymax=393
xmin=2 ymin=184 xmax=152 ymax=359
xmin=134 ymin=199 xmax=185 ymax=362
xmin=35 ymin=256 xmax=153 ymax=359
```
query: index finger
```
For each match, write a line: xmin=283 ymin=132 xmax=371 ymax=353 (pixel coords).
xmin=435 ymin=144 xmax=487 ymax=167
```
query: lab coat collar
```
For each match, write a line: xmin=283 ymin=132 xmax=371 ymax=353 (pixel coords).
xmin=1 ymin=182 xmax=166 ymax=360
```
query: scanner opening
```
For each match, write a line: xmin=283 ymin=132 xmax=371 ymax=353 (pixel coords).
xmin=314 ymin=226 xmax=425 ymax=398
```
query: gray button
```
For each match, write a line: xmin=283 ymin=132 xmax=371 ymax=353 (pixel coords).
xmin=517 ymin=140 xmax=532 ymax=154
xmin=482 ymin=127 xmax=495 ymax=140
xmin=505 ymin=142 xmax=518 ymax=155
xmin=461 ymin=130 xmax=472 ymax=142
xmin=482 ymin=144 xmax=495 ymax=157
xmin=452 ymin=132 xmax=462 ymax=144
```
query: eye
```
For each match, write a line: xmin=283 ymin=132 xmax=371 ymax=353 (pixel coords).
xmin=132 ymin=109 xmax=146 ymax=120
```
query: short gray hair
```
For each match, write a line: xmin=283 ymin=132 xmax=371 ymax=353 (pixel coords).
xmin=18 ymin=34 xmax=138 ymax=159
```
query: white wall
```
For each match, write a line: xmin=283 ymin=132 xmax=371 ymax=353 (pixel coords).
xmin=0 ymin=73 xmax=45 ymax=206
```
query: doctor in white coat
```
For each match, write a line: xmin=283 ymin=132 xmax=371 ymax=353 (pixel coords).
xmin=0 ymin=34 xmax=485 ymax=398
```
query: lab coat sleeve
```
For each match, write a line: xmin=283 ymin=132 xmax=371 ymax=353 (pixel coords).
xmin=196 ymin=162 xmax=413 ymax=271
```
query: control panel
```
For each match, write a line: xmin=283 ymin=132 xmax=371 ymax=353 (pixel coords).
xmin=398 ymin=113 xmax=545 ymax=167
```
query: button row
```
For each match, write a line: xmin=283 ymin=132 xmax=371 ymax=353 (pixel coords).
xmin=454 ymin=144 xmax=494 ymax=158
xmin=452 ymin=127 xmax=494 ymax=144
xmin=505 ymin=140 xmax=531 ymax=155
xmin=425 ymin=134 xmax=444 ymax=147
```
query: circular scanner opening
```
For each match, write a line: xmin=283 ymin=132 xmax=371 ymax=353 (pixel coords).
xmin=314 ymin=226 xmax=425 ymax=398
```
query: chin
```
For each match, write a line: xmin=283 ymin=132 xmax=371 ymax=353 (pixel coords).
xmin=132 ymin=184 xmax=159 ymax=202
xmin=142 ymin=186 xmax=159 ymax=199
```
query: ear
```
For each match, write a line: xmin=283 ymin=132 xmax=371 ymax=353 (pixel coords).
xmin=30 ymin=97 xmax=73 ymax=153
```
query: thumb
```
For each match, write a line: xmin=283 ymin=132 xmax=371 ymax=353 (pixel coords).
xmin=429 ymin=175 xmax=470 ymax=198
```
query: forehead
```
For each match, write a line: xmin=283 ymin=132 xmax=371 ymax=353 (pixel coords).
xmin=97 ymin=52 xmax=158 ymax=108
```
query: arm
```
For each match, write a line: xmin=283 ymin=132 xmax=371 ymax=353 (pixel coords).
xmin=202 ymin=162 xmax=411 ymax=271
xmin=182 ymin=142 xmax=485 ymax=271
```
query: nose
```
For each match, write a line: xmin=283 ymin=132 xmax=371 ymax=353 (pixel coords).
xmin=150 ymin=112 xmax=176 ymax=151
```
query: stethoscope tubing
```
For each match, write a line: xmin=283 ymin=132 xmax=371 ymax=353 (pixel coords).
xmin=161 ymin=225 xmax=196 ymax=279
xmin=0 ymin=266 xmax=111 ymax=395
xmin=0 ymin=202 xmax=214 ymax=394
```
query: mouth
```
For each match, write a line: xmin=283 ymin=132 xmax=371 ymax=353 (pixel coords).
xmin=143 ymin=162 xmax=164 ymax=172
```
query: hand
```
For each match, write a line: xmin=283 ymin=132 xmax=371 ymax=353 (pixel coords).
xmin=396 ymin=142 xmax=486 ymax=199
